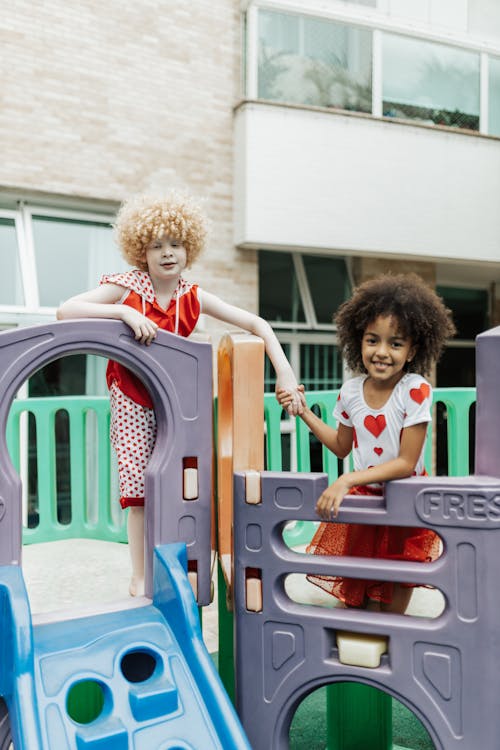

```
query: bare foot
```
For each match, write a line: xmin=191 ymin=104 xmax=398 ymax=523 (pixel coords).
xmin=129 ymin=576 xmax=145 ymax=597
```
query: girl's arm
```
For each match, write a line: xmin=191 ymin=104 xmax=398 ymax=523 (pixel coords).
xmin=200 ymin=290 xmax=302 ymax=413
xmin=316 ymin=422 xmax=428 ymax=519
xmin=276 ymin=388 xmax=352 ymax=457
xmin=294 ymin=402 xmax=353 ymax=459
xmin=56 ymin=285 xmax=159 ymax=344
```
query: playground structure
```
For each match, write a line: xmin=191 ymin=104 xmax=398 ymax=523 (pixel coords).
xmin=0 ymin=320 xmax=250 ymax=750
xmin=0 ymin=318 xmax=493 ymax=749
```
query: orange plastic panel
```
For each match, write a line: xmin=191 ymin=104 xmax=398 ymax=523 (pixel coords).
xmin=217 ymin=333 xmax=264 ymax=589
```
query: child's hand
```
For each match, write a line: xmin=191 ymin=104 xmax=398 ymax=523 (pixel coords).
xmin=276 ymin=384 xmax=305 ymax=416
xmin=315 ymin=476 xmax=352 ymax=519
xmin=276 ymin=386 xmax=299 ymax=408
xmin=121 ymin=307 xmax=158 ymax=345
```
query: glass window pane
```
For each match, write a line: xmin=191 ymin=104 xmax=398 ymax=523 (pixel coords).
xmin=0 ymin=218 xmax=24 ymax=305
xmin=259 ymin=251 xmax=305 ymax=323
xmin=32 ymin=216 xmax=125 ymax=307
xmin=258 ymin=10 xmax=372 ymax=112
xmin=436 ymin=346 xmax=476 ymax=388
xmin=382 ymin=33 xmax=480 ymax=130
xmin=302 ymin=255 xmax=350 ymax=324
xmin=437 ymin=286 xmax=488 ymax=340
xmin=489 ymin=56 xmax=500 ymax=136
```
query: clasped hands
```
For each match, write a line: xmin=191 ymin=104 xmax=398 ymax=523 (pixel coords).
xmin=275 ymin=382 xmax=306 ymax=417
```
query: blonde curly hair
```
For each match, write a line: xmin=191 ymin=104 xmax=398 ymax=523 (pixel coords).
xmin=114 ymin=191 xmax=208 ymax=270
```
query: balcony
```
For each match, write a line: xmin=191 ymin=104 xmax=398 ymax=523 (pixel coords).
xmin=234 ymin=100 xmax=500 ymax=264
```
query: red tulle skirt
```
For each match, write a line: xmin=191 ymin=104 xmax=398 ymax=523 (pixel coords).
xmin=306 ymin=485 xmax=440 ymax=607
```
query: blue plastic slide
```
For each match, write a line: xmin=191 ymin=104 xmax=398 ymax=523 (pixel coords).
xmin=0 ymin=544 xmax=251 ymax=749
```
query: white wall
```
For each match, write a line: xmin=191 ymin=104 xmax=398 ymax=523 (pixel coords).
xmin=234 ymin=102 xmax=500 ymax=268
xmin=386 ymin=0 xmax=468 ymax=34
xmin=468 ymin=0 xmax=500 ymax=44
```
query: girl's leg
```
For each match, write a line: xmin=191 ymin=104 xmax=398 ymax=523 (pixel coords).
xmin=380 ymin=584 xmax=412 ymax=614
xmin=109 ymin=384 xmax=157 ymax=596
xmin=127 ymin=506 xmax=145 ymax=596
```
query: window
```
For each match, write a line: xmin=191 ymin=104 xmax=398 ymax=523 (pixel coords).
xmin=0 ymin=203 xmax=127 ymax=396
xmin=489 ymin=56 xmax=500 ymax=137
xmin=436 ymin=286 xmax=488 ymax=388
xmin=258 ymin=10 xmax=372 ymax=112
xmin=259 ymin=251 xmax=350 ymax=391
xmin=0 ymin=217 xmax=24 ymax=306
xmin=31 ymin=215 xmax=119 ymax=307
xmin=0 ymin=204 xmax=124 ymax=318
xmin=251 ymin=6 xmax=499 ymax=135
xmin=259 ymin=251 xmax=306 ymax=324
xmin=382 ymin=33 xmax=480 ymax=130
xmin=302 ymin=255 xmax=350 ymax=325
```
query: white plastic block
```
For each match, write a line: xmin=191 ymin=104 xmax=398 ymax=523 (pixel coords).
xmin=246 ymin=578 xmax=263 ymax=612
xmin=183 ymin=468 xmax=199 ymax=499
xmin=336 ymin=631 xmax=388 ymax=668
xmin=245 ymin=470 xmax=261 ymax=504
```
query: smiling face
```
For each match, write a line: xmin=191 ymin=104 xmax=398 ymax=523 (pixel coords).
xmin=361 ymin=315 xmax=415 ymax=388
xmin=145 ymin=235 xmax=187 ymax=282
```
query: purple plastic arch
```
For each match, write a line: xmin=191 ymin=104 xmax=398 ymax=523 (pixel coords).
xmin=0 ymin=319 xmax=213 ymax=603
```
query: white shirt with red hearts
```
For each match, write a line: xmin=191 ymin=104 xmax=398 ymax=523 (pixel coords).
xmin=333 ymin=372 xmax=432 ymax=485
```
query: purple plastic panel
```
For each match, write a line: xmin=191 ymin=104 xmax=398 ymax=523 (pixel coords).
xmin=233 ymin=326 xmax=500 ymax=749
xmin=0 ymin=319 xmax=213 ymax=603
xmin=475 ymin=325 xmax=500 ymax=476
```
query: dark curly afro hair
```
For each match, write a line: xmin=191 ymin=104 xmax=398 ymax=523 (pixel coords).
xmin=336 ymin=273 xmax=456 ymax=377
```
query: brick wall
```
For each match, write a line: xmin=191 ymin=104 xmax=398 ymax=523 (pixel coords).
xmin=0 ymin=0 xmax=258 ymax=315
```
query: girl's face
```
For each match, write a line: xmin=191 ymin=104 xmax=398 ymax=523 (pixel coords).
xmin=145 ymin=235 xmax=187 ymax=281
xmin=361 ymin=315 xmax=415 ymax=387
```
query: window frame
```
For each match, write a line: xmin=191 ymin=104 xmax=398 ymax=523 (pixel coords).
xmin=260 ymin=250 xmax=352 ymax=331
xmin=246 ymin=1 xmax=500 ymax=136
xmin=0 ymin=204 xmax=114 ymax=324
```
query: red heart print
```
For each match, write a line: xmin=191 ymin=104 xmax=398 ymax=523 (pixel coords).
xmin=364 ymin=414 xmax=386 ymax=437
xmin=374 ymin=447 xmax=383 ymax=456
xmin=341 ymin=411 xmax=349 ymax=420
xmin=410 ymin=383 xmax=430 ymax=404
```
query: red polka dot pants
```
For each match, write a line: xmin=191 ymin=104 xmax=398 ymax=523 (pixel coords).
xmin=109 ymin=382 xmax=157 ymax=509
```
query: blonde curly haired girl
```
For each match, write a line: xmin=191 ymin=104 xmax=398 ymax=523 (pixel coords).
xmin=57 ymin=190 xmax=302 ymax=596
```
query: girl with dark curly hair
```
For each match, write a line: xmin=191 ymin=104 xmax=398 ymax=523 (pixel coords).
xmin=279 ymin=273 xmax=456 ymax=613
